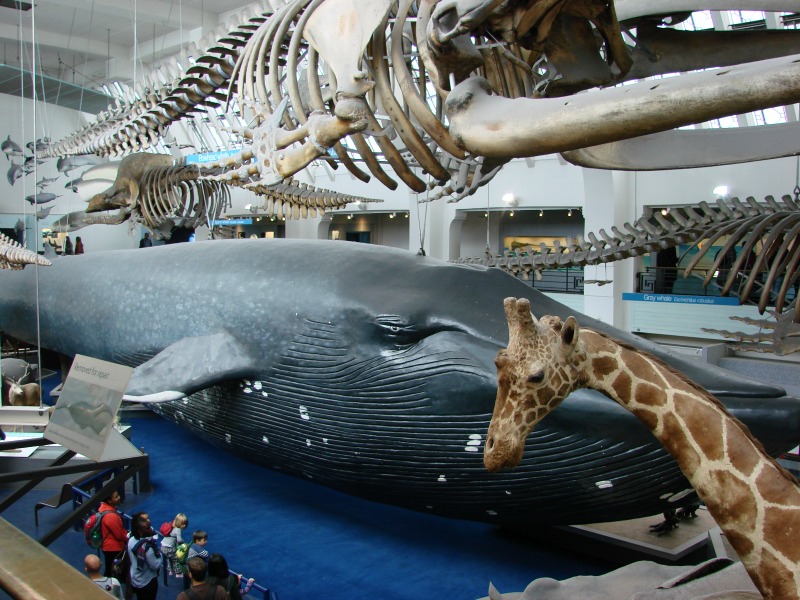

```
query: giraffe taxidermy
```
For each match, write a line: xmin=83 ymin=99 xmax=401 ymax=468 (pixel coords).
xmin=485 ymin=297 xmax=800 ymax=600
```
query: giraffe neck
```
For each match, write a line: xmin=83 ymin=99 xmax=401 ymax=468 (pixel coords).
xmin=575 ymin=330 xmax=800 ymax=599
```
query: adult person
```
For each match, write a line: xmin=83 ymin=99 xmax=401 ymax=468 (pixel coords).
xmin=127 ymin=512 xmax=161 ymax=600
xmin=139 ymin=232 xmax=153 ymax=248
xmin=85 ymin=553 xmax=123 ymax=599
xmin=206 ymin=553 xmax=254 ymax=600
xmin=63 ymin=236 xmax=74 ymax=255
xmin=98 ymin=491 xmax=128 ymax=578
xmin=75 ymin=236 xmax=85 ymax=254
xmin=177 ymin=557 xmax=228 ymax=600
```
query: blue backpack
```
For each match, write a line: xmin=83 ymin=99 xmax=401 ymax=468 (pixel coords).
xmin=132 ymin=538 xmax=161 ymax=568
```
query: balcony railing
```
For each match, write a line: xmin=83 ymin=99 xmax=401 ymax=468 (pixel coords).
xmin=510 ymin=267 xmax=584 ymax=294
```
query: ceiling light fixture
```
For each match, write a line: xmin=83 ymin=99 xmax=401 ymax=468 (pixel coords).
xmin=539 ymin=210 xmax=543 ymax=217
xmin=568 ymin=209 xmax=572 ymax=217
xmin=502 ymin=192 xmax=516 ymax=206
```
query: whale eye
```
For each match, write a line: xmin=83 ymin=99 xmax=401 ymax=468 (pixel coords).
xmin=375 ymin=315 xmax=423 ymax=344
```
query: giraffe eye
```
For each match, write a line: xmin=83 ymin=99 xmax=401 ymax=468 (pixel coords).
xmin=527 ymin=371 xmax=545 ymax=385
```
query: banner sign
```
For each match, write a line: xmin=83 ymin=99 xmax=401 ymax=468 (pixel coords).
xmin=210 ymin=218 xmax=252 ymax=226
xmin=622 ymin=293 xmax=740 ymax=306
xmin=185 ymin=148 xmax=240 ymax=164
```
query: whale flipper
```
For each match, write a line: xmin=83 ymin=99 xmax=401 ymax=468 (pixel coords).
xmin=124 ymin=331 xmax=256 ymax=402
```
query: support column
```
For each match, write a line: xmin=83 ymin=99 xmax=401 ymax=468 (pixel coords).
xmin=581 ymin=169 xmax=636 ymax=329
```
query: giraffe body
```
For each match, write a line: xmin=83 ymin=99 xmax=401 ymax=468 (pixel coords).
xmin=485 ymin=297 xmax=800 ymax=600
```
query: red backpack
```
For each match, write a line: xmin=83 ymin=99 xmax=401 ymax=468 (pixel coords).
xmin=84 ymin=510 xmax=111 ymax=548
xmin=159 ymin=521 xmax=173 ymax=537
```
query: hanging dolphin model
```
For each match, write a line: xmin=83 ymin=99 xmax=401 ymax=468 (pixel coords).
xmin=7 ymin=161 xmax=23 ymax=185
xmin=56 ymin=155 xmax=106 ymax=176
xmin=25 ymin=192 xmax=59 ymax=205
xmin=1 ymin=136 xmax=22 ymax=159
xmin=0 ymin=240 xmax=798 ymax=525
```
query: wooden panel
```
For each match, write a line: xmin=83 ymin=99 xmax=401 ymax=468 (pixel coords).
xmin=0 ymin=518 xmax=111 ymax=600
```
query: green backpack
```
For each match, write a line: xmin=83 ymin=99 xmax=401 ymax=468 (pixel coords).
xmin=174 ymin=542 xmax=190 ymax=574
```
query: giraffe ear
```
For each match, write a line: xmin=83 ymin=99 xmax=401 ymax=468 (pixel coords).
xmin=562 ymin=316 xmax=579 ymax=353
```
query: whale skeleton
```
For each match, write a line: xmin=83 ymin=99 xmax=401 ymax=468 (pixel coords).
xmin=37 ymin=1 xmax=800 ymax=199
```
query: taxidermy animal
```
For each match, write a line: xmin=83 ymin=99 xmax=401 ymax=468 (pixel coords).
xmin=4 ymin=380 xmax=41 ymax=407
xmin=485 ymin=298 xmax=800 ymax=599
xmin=0 ymin=241 xmax=798 ymax=526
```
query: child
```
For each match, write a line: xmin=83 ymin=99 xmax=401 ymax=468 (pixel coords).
xmin=182 ymin=530 xmax=211 ymax=590
xmin=160 ymin=513 xmax=188 ymax=576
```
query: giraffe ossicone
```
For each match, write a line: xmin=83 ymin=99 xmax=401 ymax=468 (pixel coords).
xmin=485 ymin=297 xmax=800 ymax=600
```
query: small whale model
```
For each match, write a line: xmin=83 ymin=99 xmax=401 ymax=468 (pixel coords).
xmin=25 ymin=192 xmax=59 ymax=205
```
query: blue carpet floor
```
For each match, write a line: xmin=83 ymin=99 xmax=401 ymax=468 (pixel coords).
xmin=1 ymin=412 xmax=611 ymax=599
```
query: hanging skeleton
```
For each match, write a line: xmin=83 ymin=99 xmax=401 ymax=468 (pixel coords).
xmin=0 ymin=232 xmax=51 ymax=270
xmin=39 ymin=1 xmax=800 ymax=197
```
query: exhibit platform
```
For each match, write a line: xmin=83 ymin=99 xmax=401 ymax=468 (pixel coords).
xmin=0 ymin=428 xmax=132 ymax=491
xmin=561 ymin=507 xmax=737 ymax=564
xmin=510 ymin=506 xmax=739 ymax=570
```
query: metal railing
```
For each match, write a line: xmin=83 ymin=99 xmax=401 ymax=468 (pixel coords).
xmin=636 ymin=266 xmax=775 ymax=302
xmin=510 ymin=267 xmax=584 ymax=294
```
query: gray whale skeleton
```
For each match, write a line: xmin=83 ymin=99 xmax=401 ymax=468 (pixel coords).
xmin=25 ymin=1 xmax=800 ymax=346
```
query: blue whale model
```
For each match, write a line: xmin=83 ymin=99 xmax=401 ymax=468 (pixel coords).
xmin=1 ymin=240 xmax=798 ymax=525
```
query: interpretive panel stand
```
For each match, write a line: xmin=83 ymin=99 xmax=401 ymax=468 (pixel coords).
xmin=45 ymin=355 xmax=136 ymax=462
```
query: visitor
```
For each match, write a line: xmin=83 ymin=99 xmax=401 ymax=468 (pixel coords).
xmin=161 ymin=512 xmax=189 ymax=576
xmin=139 ymin=232 xmax=153 ymax=248
xmin=177 ymin=557 xmax=228 ymax=600
xmin=75 ymin=236 xmax=85 ymax=254
xmin=63 ymin=236 xmax=74 ymax=255
xmin=206 ymin=553 xmax=254 ymax=600
xmin=127 ymin=512 xmax=161 ymax=600
xmin=85 ymin=553 xmax=123 ymax=599
xmin=183 ymin=530 xmax=211 ymax=590
xmin=98 ymin=491 xmax=128 ymax=578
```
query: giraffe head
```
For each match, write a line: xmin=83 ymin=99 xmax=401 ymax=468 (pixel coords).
xmin=484 ymin=298 xmax=581 ymax=472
